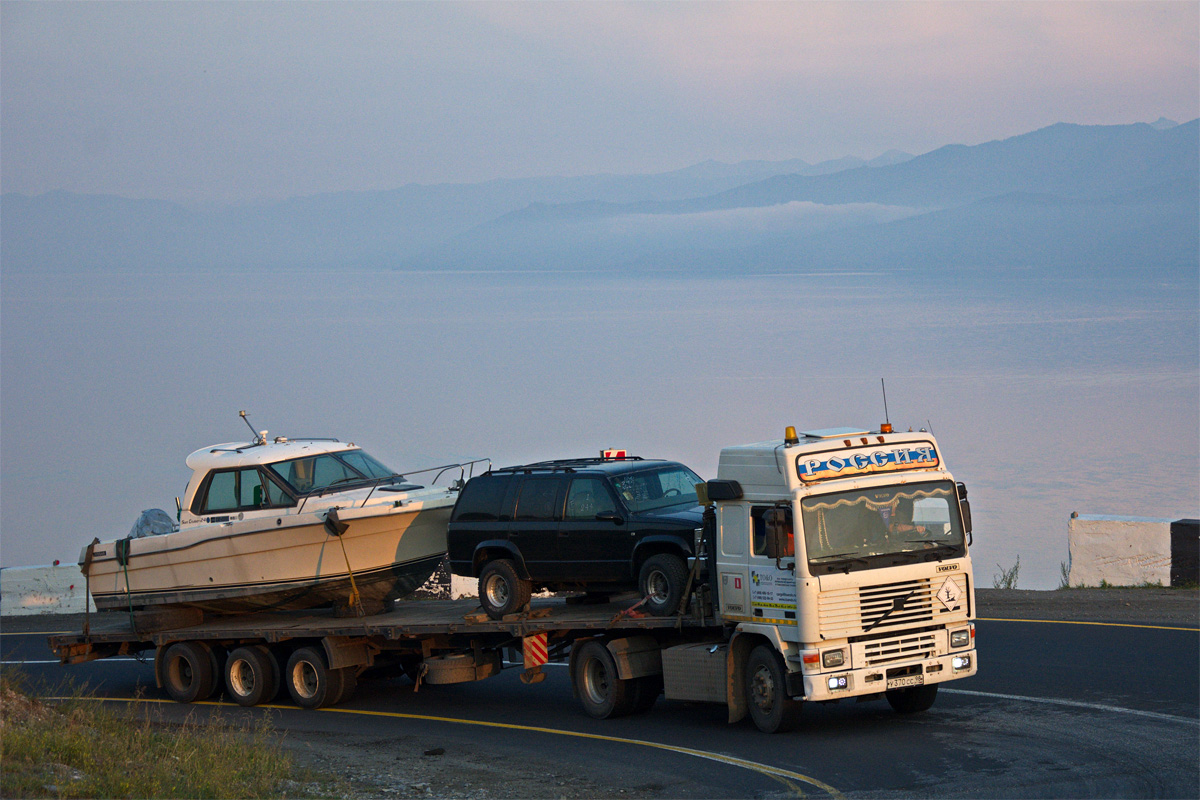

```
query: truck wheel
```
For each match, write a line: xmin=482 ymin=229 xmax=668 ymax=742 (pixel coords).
xmin=478 ymin=559 xmax=531 ymax=620
xmin=745 ymin=645 xmax=802 ymax=733
xmin=638 ymin=554 xmax=688 ymax=616
xmin=886 ymin=683 xmax=939 ymax=714
xmin=161 ymin=641 xmax=216 ymax=704
xmin=573 ymin=640 xmax=634 ymax=719
xmin=331 ymin=668 xmax=358 ymax=705
xmin=224 ymin=646 xmax=277 ymax=707
xmin=630 ymin=674 xmax=663 ymax=714
xmin=285 ymin=646 xmax=343 ymax=709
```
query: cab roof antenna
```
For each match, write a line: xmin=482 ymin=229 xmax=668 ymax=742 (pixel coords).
xmin=880 ymin=379 xmax=893 ymax=434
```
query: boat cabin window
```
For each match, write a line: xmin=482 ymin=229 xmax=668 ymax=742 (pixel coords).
xmin=197 ymin=467 xmax=294 ymax=514
xmin=267 ymin=449 xmax=397 ymax=494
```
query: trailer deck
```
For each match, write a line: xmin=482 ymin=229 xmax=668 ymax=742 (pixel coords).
xmin=48 ymin=596 xmax=719 ymax=659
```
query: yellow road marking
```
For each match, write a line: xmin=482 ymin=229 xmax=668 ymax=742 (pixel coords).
xmin=49 ymin=696 xmax=843 ymax=798
xmin=977 ymin=617 xmax=1198 ymax=632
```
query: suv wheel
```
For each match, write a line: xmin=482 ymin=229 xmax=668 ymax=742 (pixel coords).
xmin=478 ymin=559 xmax=532 ymax=619
xmin=638 ymin=553 xmax=688 ymax=616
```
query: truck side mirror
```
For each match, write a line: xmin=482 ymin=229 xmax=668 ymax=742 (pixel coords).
xmin=956 ymin=482 xmax=973 ymax=542
xmin=764 ymin=507 xmax=795 ymax=568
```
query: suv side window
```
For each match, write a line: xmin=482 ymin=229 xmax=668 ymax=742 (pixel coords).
xmin=514 ymin=476 xmax=563 ymax=521
xmin=452 ymin=474 xmax=513 ymax=522
xmin=564 ymin=477 xmax=617 ymax=519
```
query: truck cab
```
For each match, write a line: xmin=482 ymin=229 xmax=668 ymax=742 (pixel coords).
xmin=705 ymin=425 xmax=977 ymax=726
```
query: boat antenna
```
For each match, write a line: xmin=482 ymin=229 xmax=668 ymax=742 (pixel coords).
xmin=239 ymin=410 xmax=266 ymax=445
xmin=881 ymin=379 xmax=890 ymax=426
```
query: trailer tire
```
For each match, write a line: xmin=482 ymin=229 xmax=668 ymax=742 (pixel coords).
xmin=573 ymin=640 xmax=635 ymax=719
xmin=285 ymin=646 xmax=341 ymax=709
xmin=161 ymin=641 xmax=216 ymax=704
xmin=331 ymin=667 xmax=358 ymax=705
xmin=638 ymin=553 xmax=688 ymax=616
xmin=478 ymin=559 xmax=531 ymax=620
xmin=205 ymin=646 xmax=227 ymax=700
xmin=886 ymin=683 xmax=938 ymax=714
xmin=745 ymin=645 xmax=802 ymax=733
xmin=224 ymin=646 xmax=278 ymax=707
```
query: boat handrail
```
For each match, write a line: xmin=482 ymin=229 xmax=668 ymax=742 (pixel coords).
xmin=360 ymin=457 xmax=492 ymax=507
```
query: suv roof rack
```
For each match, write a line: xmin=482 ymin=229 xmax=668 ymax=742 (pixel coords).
xmin=490 ymin=456 xmax=655 ymax=474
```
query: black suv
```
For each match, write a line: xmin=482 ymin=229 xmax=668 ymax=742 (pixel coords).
xmin=447 ymin=457 xmax=704 ymax=619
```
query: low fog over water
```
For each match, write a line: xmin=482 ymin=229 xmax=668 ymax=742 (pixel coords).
xmin=2 ymin=268 xmax=1195 ymax=589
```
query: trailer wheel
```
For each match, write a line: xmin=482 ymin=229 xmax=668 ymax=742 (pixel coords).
xmin=224 ymin=646 xmax=278 ymax=707
xmin=886 ymin=683 xmax=939 ymax=714
xmin=573 ymin=640 xmax=634 ymax=719
xmin=638 ymin=553 xmax=688 ymax=616
xmin=478 ymin=559 xmax=531 ymax=619
xmin=285 ymin=646 xmax=342 ymax=709
xmin=205 ymin=646 xmax=227 ymax=700
xmin=332 ymin=668 xmax=358 ymax=705
xmin=161 ymin=641 xmax=216 ymax=704
xmin=745 ymin=645 xmax=802 ymax=733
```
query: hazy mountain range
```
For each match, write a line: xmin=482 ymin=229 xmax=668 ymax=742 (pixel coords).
xmin=2 ymin=119 xmax=1196 ymax=279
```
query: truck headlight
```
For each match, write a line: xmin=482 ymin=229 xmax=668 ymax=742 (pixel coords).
xmin=822 ymin=649 xmax=845 ymax=668
xmin=950 ymin=629 xmax=970 ymax=648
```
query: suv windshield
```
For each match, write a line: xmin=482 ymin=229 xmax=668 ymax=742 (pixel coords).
xmin=611 ymin=465 xmax=702 ymax=513
xmin=800 ymin=480 xmax=965 ymax=573
xmin=267 ymin=449 xmax=395 ymax=494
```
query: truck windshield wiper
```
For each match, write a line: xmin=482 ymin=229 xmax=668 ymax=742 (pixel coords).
xmin=810 ymin=552 xmax=871 ymax=566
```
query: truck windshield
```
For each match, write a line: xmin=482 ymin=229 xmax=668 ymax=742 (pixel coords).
xmin=611 ymin=465 xmax=703 ymax=513
xmin=267 ymin=449 xmax=396 ymax=494
xmin=799 ymin=480 xmax=965 ymax=574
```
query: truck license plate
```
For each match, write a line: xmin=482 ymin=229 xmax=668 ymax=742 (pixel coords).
xmin=887 ymin=674 xmax=924 ymax=689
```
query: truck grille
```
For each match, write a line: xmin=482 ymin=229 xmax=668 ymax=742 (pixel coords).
xmin=859 ymin=578 xmax=934 ymax=631
xmin=819 ymin=575 xmax=965 ymax=637
xmin=863 ymin=631 xmax=938 ymax=665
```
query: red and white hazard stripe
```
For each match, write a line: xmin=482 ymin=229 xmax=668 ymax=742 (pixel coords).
xmin=523 ymin=633 xmax=548 ymax=668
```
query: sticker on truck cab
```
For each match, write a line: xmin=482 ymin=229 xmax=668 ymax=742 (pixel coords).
xmin=796 ymin=441 xmax=939 ymax=483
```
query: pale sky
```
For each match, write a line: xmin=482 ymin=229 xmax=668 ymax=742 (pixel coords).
xmin=2 ymin=1 xmax=1197 ymax=204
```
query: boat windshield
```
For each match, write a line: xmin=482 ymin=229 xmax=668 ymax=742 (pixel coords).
xmin=800 ymin=480 xmax=966 ymax=575
xmin=610 ymin=465 xmax=703 ymax=513
xmin=267 ymin=449 xmax=396 ymax=494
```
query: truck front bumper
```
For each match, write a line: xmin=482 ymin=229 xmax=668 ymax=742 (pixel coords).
xmin=800 ymin=648 xmax=977 ymax=702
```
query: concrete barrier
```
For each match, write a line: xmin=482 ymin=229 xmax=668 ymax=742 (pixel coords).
xmin=1 ymin=564 xmax=95 ymax=615
xmin=1068 ymin=515 xmax=1199 ymax=588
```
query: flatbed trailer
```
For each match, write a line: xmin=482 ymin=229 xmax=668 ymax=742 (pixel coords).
xmin=48 ymin=595 xmax=720 ymax=717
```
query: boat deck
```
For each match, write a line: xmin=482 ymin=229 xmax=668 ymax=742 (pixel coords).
xmin=49 ymin=596 xmax=720 ymax=652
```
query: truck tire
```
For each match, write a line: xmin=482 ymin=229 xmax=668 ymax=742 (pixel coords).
xmin=161 ymin=641 xmax=216 ymax=704
xmin=630 ymin=674 xmax=663 ymax=714
xmin=285 ymin=646 xmax=343 ymax=709
xmin=224 ymin=645 xmax=277 ymax=707
xmin=745 ymin=645 xmax=803 ymax=733
xmin=573 ymin=640 xmax=635 ymax=719
xmin=478 ymin=559 xmax=531 ymax=619
xmin=638 ymin=553 xmax=688 ymax=616
xmin=886 ymin=683 xmax=939 ymax=714
xmin=205 ymin=646 xmax=226 ymax=700
xmin=331 ymin=667 xmax=357 ymax=705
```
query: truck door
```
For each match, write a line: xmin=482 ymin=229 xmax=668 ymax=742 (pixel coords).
xmin=747 ymin=506 xmax=798 ymax=627
xmin=558 ymin=476 xmax=627 ymax=581
xmin=716 ymin=504 xmax=749 ymax=617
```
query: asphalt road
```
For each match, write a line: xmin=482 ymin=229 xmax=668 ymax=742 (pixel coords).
xmin=3 ymin=617 xmax=1197 ymax=798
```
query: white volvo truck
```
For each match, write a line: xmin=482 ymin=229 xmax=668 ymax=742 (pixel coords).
xmin=663 ymin=424 xmax=977 ymax=732
xmin=52 ymin=424 xmax=976 ymax=734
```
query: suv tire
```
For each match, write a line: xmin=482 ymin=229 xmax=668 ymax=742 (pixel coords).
xmin=478 ymin=559 xmax=532 ymax=619
xmin=638 ymin=553 xmax=688 ymax=616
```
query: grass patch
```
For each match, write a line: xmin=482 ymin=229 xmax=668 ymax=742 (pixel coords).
xmin=992 ymin=556 xmax=1020 ymax=589
xmin=0 ymin=675 xmax=340 ymax=799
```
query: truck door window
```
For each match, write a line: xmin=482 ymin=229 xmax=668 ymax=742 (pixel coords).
xmin=719 ymin=505 xmax=747 ymax=556
xmin=751 ymin=506 xmax=794 ymax=557
xmin=515 ymin=476 xmax=563 ymax=521
xmin=565 ymin=478 xmax=616 ymax=519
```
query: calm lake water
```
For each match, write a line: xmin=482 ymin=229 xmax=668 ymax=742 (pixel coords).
xmin=2 ymin=268 xmax=1196 ymax=588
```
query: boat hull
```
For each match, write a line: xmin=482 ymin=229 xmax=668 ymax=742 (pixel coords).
xmin=85 ymin=498 xmax=453 ymax=615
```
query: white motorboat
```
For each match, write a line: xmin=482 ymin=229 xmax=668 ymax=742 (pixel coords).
xmin=82 ymin=422 xmax=485 ymax=615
